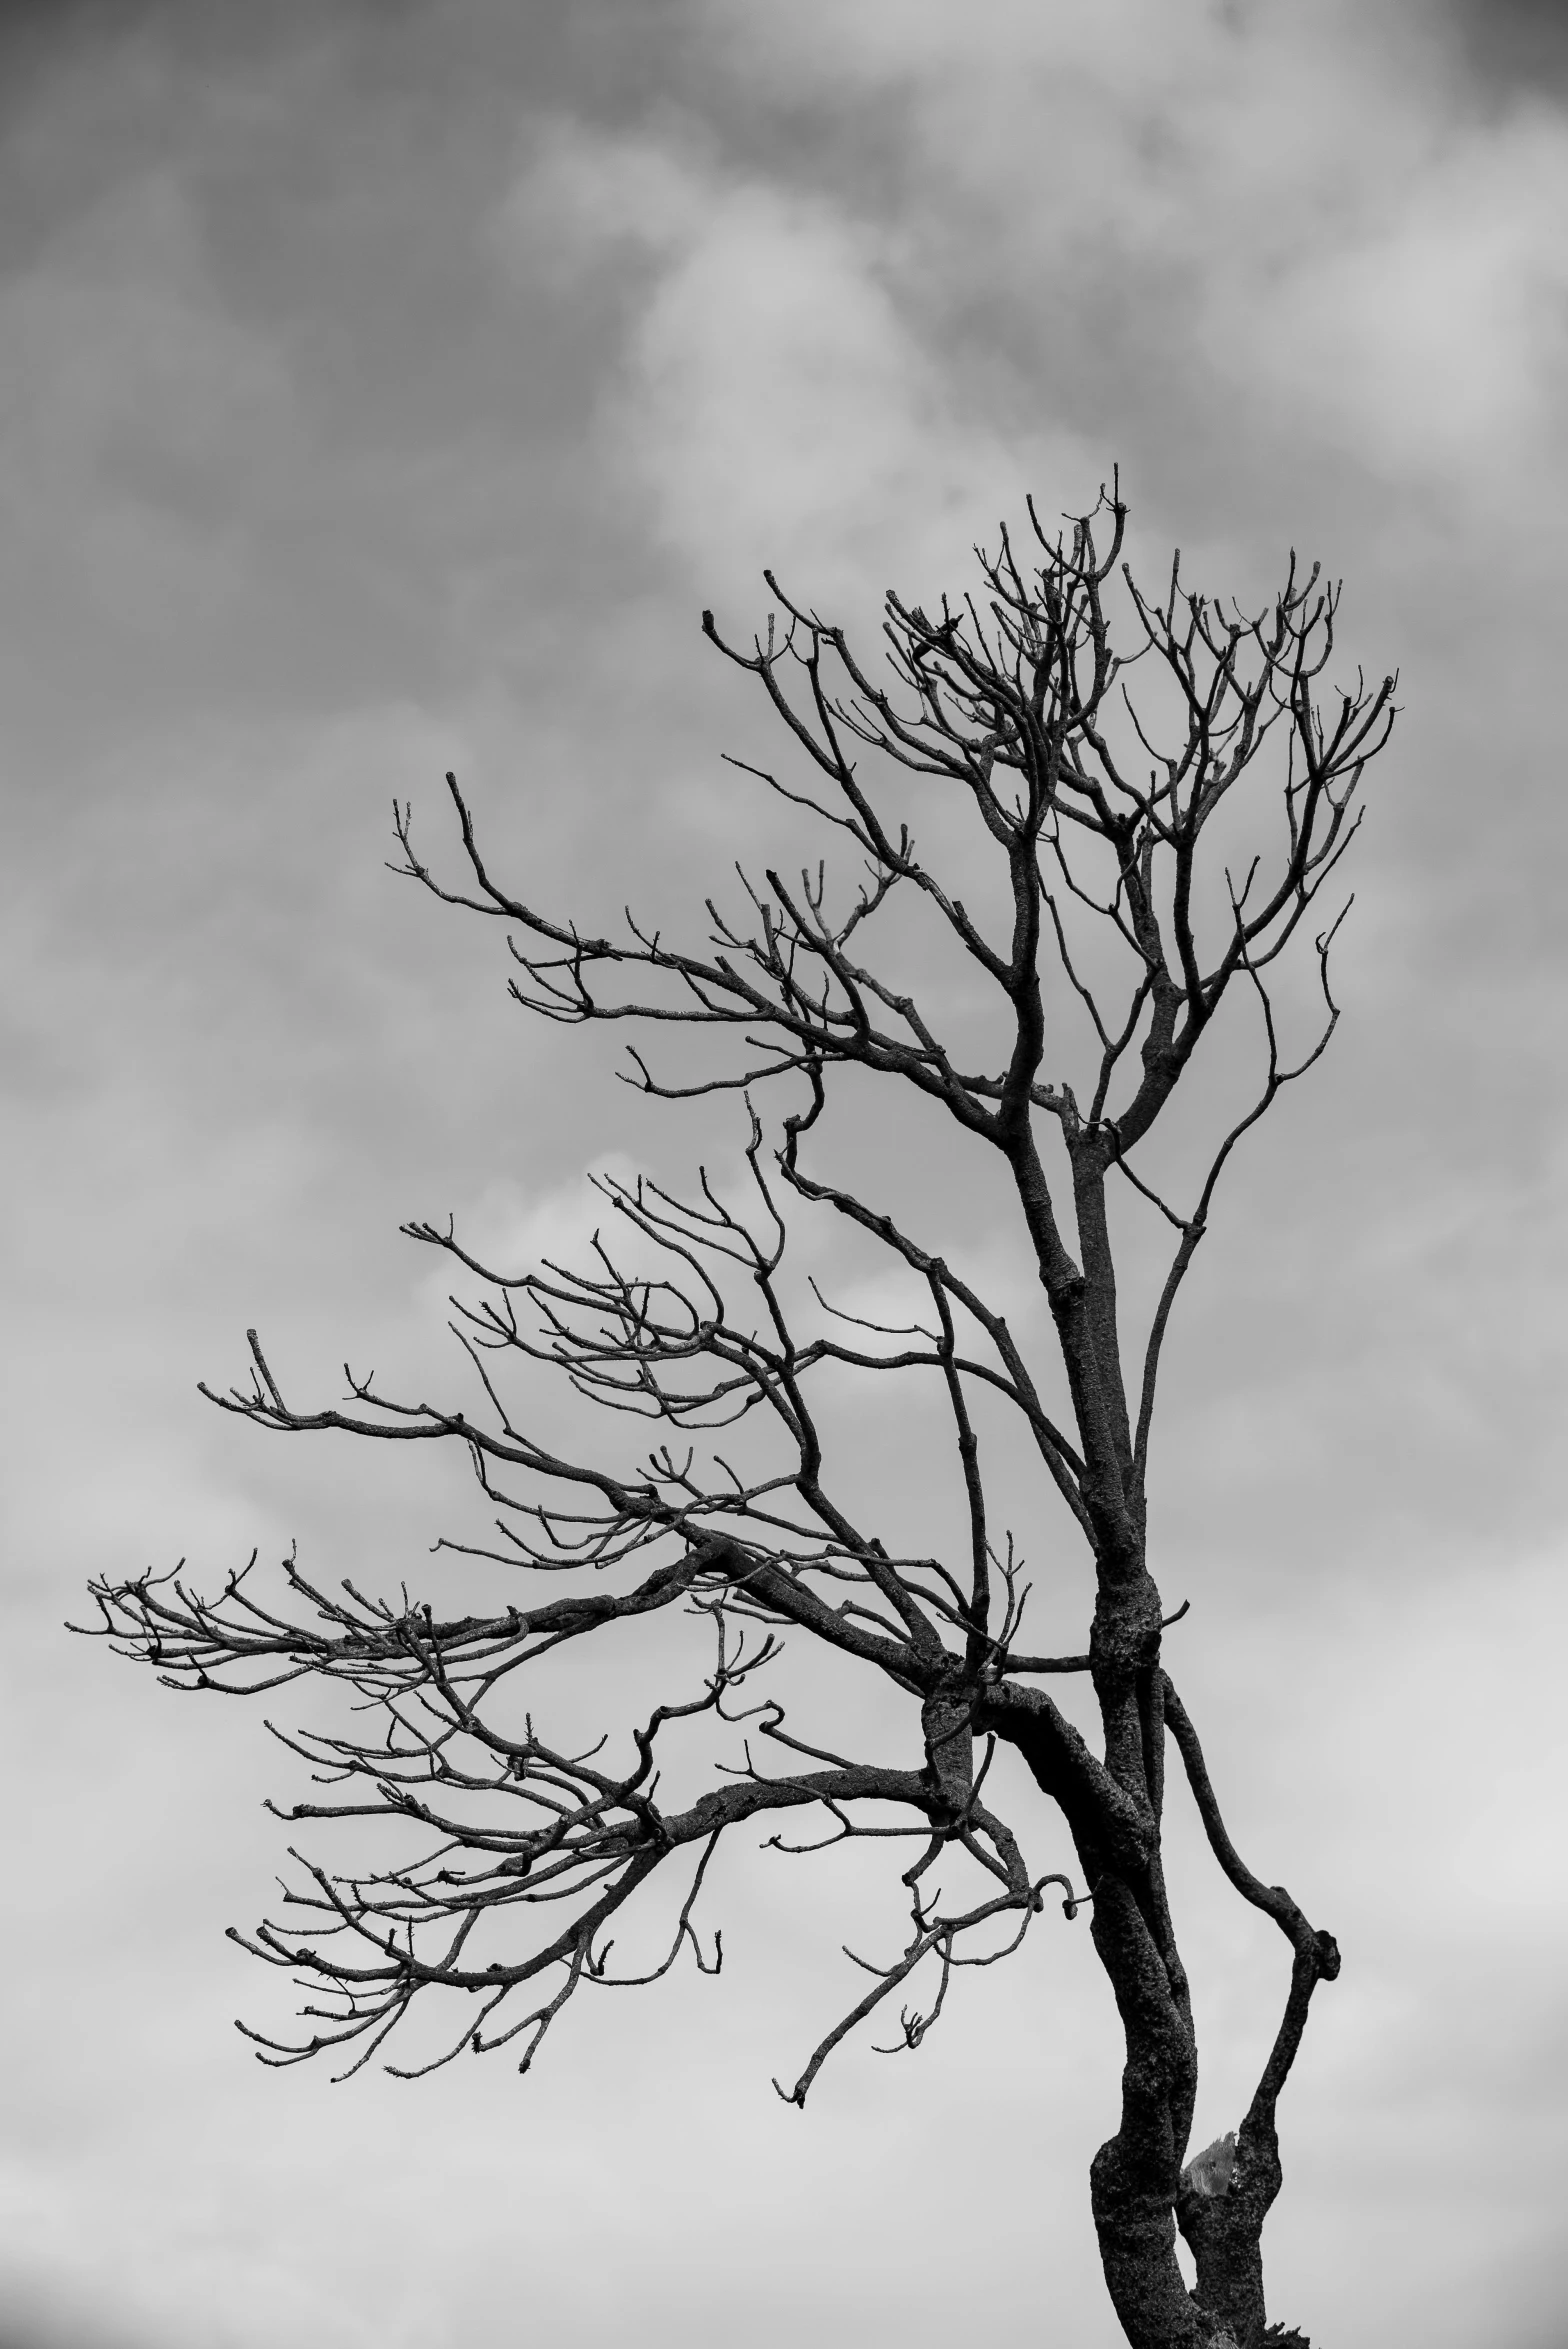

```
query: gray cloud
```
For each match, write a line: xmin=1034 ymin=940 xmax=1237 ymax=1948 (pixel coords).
xmin=0 ymin=2282 xmax=153 ymax=2349
xmin=1445 ymin=0 xmax=1568 ymax=90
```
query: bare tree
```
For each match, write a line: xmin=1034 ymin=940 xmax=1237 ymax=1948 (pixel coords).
xmin=84 ymin=485 xmax=1394 ymax=2349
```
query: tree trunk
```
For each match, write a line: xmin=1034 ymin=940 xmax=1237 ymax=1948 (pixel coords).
xmin=1092 ymin=2132 xmax=1209 ymax=2348
xmin=1084 ymin=1874 xmax=1212 ymax=2348
xmin=1176 ymin=2118 xmax=1282 ymax=2349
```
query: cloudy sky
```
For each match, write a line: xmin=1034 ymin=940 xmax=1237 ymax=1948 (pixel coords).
xmin=3 ymin=2 xmax=1567 ymax=2344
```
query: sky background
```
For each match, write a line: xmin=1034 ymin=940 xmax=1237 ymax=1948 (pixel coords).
xmin=3 ymin=2 xmax=1567 ymax=2344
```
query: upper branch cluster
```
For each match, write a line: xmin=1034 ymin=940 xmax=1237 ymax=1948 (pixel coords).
xmin=389 ymin=485 xmax=1392 ymax=1171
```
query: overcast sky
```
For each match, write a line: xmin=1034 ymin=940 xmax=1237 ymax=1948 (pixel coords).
xmin=3 ymin=3 xmax=1567 ymax=2346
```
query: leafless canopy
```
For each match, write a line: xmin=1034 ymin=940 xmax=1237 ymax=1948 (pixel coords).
xmin=84 ymin=484 xmax=1392 ymax=2349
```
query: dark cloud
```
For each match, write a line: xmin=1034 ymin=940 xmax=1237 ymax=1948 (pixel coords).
xmin=0 ymin=0 xmax=289 ymax=74
xmin=0 ymin=0 xmax=683 ymax=91
xmin=0 ymin=2296 xmax=149 ymax=2349
xmin=1445 ymin=0 xmax=1568 ymax=93
xmin=0 ymin=0 xmax=335 ymax=272
xmin=0 ymin=0 xmax=691 ymax=272
xmin=0 ymin=2332 xmax=126 ymax=2349
xmin=0 ymin=0 xmax=394 ymax=37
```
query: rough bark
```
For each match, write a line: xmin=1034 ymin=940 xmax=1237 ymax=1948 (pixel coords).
xmin=1178 ymin=2120 xmax=1278 ymax=2349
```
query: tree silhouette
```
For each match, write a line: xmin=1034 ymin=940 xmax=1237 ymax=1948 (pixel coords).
xmin=85 ymin=484 xmax=1393 ymax=2349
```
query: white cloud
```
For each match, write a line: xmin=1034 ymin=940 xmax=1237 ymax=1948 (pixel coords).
xmin=499 ymin=116 xmax=717 ymax=267
xmin=1215 ymin=108 xmax=1568 ymax=478
xmin=499 ymin=118 xmax=1095 ymax=608
xmin=688 ymin=0 xmax=1568 ymax=508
